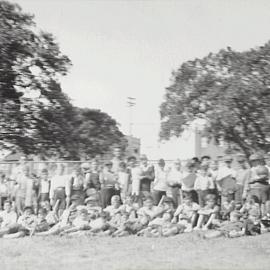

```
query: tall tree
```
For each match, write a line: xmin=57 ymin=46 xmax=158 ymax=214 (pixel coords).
xmin=0 ymin=1 xmax=72 ymax=154
xmin=160 ymin=43 xmax=270 ymax=157
xmin=69 ymin=108 xmax=126 ymax=159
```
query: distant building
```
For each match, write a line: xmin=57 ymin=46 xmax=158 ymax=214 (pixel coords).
xmin=124 ymin=135 xmax=141 ymax=159
xmin=195 ymin=129 xmax=228 ymax=159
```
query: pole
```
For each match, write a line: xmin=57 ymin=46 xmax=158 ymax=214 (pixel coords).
xmin=127 ymin=97 xmax=136 ymax=136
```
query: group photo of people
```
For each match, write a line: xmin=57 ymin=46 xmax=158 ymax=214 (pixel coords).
xmin=1 ymin=152 xmax=270 ymax=240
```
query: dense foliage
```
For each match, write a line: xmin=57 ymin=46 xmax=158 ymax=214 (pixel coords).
xmin=160 ymin=44 xmax=270 ymax=157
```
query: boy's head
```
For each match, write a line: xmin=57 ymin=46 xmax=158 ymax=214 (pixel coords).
xmin=119 ymin=161 xmax=127 ymax=172
xmin=85 ymin=195 xmax=99 ymax=207
xmin=255 ymin=165 xmax=269 ymax=178
xmin=77 ymin=206 xmax=89 ymax=220
xmin=199 ymin=163 xmax=209 ymax=172
xmin=223 ymin=191 xmax=234 ymax=203
xmin=104 ymin=161 xmax=113 ymax=171
xmin=41 ymin=201 xmax=51 ymax=211
xmin=205 ymin=194 xmax=216 ymax=207
xmin=22 ymin=165 xmax=30 ymax=176
xmin=127 ymin=156 xmax=137 ymax=167
xmin=223 ymin=155 xmax=233 ymax=166
xmin=140 ymin=155 xmax=148 ymax=166
xmin=113 ymin=147 xmax=121 ymax=158
xmin=3 ymin=200 xmax=12 ymax=212
xmin=162 ymin=212 xmax=172 ymax=222
xmin=183 ymin=193 xmax=193 ymax=205
xmin=247 ymin=195 xmax=259 ymax=205
xmin=185 ymin=161 xmax=196 ymax=173
xmin=163 ymin=197 xmax=174 ymax=210
xmin=111 ymin=195 xmax=121 ymax=207
xmin=73 ymin=166 xmax=82 ymax=176
xmin=249 ymin=153 xmax=264 ymax=167
xmin=210 ymin=160 xmax=218 ymax=171
xmin=229 ymin=211 xmax=241 ymax=222
xmin=81 ymin=162 xmax=91 ymax=173
xmin=40 ymin=168 xmax=49 ymax=180
xmin=24 ymin=206 xmax=33 ymax=216
xmin=91 ymin=160 xmax=99 ymax=171
xmin=158 ymin=159 xmax=165 ymax=169
xmin=124 ymin=195 xmax=133 ymax=205
xmin=201 ymin=155 xmax=211 ymax=166
xmin=38 ymin=208 xmax=48 ymax=219
xmin=144 ymin=196 xmax=154 ymax=209
xmin=174 ymin=159 xmax=181 ymax=170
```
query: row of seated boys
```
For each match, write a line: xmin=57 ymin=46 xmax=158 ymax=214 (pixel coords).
xmin=0 ymin=190 xmax=270 ymax=239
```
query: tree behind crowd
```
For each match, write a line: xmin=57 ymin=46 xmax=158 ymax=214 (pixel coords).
xmin=160 ymin=43 xmax=270 ymax=157
xmin=0 ymin=1 xmax=125 ymax=159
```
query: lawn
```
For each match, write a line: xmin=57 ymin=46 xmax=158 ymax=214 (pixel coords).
xmin=1 ymin=232 xmax=270 ymax=270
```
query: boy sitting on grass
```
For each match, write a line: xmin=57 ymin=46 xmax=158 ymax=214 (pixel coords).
xmin=0 ymin=200 xmax=18 ymax=237
xmin=203 ymin=210 xmax=245 ymax=239
xmin=60 ymin=206 xmax=90 ymax=236
xmin=194 ymin=194 xmax=219 ymax=231
xmin=172 ymin=193 xmax=200 ymax=232
xmin=3 ymin=206 xmax=36 ymax=238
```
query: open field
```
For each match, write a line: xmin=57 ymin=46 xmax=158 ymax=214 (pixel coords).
xmin=1 ymin=232 xmax=270 ymax=270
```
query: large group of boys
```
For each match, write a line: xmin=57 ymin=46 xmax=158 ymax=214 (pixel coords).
xmin=0 ymin=151 xmax=270 ymax=239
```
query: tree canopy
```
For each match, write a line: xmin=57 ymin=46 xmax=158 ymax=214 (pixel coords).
xmin=0 ymin=1 xmax=125 ymax=159
xmin=160 ymin=43 xmax=270 ymax=157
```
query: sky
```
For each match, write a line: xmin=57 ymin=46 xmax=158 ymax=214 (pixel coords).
xmin=13 ymin=0 xmax=270 ymax=159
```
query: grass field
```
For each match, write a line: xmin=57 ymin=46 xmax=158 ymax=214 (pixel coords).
xmin=1 ymin=232 xmax=270 ymax=270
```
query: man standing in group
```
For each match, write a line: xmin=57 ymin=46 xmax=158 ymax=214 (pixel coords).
xmin=139 ymin=155 xmax=155 ymax=201
xmin=167 ymin=159 xmax=182 ymax=207
xmin=111 ymin=146 xmax=122 ymax=174
xmin=216 ymin=155 xmax=237 ymax=205
xmin=234 ymin=154 xmax=250 ymax=204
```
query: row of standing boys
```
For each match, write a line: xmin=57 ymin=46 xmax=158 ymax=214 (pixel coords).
xmin=0 ymin=152 xmax=270 ymax=217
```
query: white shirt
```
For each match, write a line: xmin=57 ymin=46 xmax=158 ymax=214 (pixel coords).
xmin=49 ymin=174 xmax=71 ymax=199
xmin=153 ymin=167 xmax=169 ymax=192
xmin=0 ymin=210 xmax=17 ymax=228
xmin=194 ymin=173 xmax=215 ymax=191
xmin=131 ymin=166 xmax=142 ymax=196
xmin=40 ymin=180 xmax=50 ymax=193
xmin=167 ymin=168 xmax=182 ymax=186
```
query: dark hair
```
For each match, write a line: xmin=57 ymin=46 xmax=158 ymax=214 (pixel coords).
xmin=38 ymin=208 xmax=48 ymax=215
xmin=127 ymin=156 xmax=136 ymax=162
xmin=201 ymin=155 xmax=211 ymax=161
xmin=191 ymin=157 xmax=200 ymax=163
xmin=24 ymin=206 xmax=33 ymax=213
xmin=249 ymin=195 xmax=260 ymax=204
xmin=119 ymin=161 xmax=127 ymax=169
xmin=4 ymin=200 xmax=11 ymax=205
xmin=144 ymin=195 xmax=154 ymax=202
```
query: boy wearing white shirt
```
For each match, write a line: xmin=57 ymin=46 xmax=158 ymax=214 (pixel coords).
xmin=153 ymin=159 xmax=169 ymax=205
xmin=166 ymin=159 xmax=182 ymax=207
xmin=216 ymin=156 xmax=237 ymax=205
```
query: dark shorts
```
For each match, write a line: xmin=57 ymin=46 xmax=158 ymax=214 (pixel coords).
xmin=249 ymin=186 xmax=269 ymax=203
xmin=40 ymin=193 xmax=49 ymax=202
xmin=53 ymin=188 xmax=66 ymax=210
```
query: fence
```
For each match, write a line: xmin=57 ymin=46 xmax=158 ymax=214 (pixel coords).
xmin=0 ymin=159 xmax=186 ymax=178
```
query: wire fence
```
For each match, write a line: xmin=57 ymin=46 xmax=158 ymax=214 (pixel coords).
xmin=0 ymin=159 xmax=184 ymax=178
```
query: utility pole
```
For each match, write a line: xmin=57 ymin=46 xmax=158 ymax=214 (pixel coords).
xmin=127 ymin=97 xmax=136 ymax=136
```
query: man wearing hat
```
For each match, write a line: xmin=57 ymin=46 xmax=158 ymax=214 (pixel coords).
xmin=216 ymin=155 xmax=237 ymax=205
xmin=99 ymin=161 xmax=118 ymax=208
xmin=235 ymin=154 xmax=250 ymax=203
xmin=243 ymin=153 xmax=269 ymax=214
xmin=139 ymin=155 xmax=155 ymax=201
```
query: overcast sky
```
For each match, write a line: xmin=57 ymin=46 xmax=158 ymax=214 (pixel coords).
xmin=14 ymin=0 xmax=270 ymax=158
